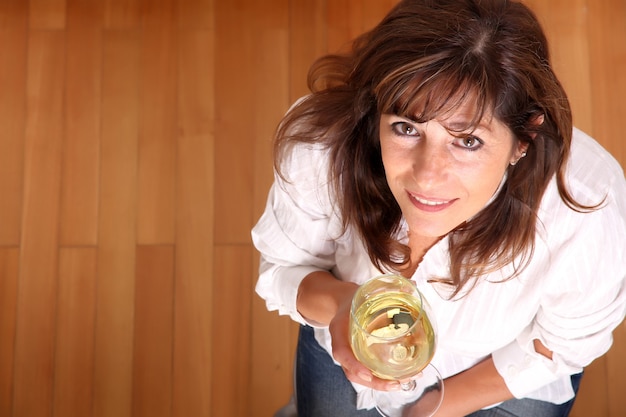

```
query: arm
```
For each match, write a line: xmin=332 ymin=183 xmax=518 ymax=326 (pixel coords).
xmin=252 ymin=143 xmax=340 ymax=325
xmin=429 ymin=340 xmax=552 ymax=417
xmin=429 ymin=357 xmax=512 ymax=417
xmin=296 ymin=270 xmax=358 ymax=325
xmin=297 ymin=271 xmax=401 ymax=390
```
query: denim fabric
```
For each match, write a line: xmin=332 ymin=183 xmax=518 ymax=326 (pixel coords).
xmin=296 ymin=325 xmax=380 ymax=417
xmin=465 ymin=372 xmax=582 ymax=417
xmin=295 ymin=325 xmax=582 ymax=417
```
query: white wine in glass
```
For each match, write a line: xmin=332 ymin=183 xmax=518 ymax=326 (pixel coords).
xmin=350 ymin=274 xmax=443 ymax=417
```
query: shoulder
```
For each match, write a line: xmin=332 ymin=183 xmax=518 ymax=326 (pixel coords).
xmin=279 ymin=140 xmax=331 ymax=188
xmin=276 ymin=141 xmax=336 ymax=217
xmin=537 ymin=127 xmax=626 ymax=246
xmin=565 ymin=128 xmax=626 ymax=203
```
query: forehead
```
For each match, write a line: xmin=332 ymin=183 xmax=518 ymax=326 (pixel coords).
xmin=436 ymin=99 xmax=495 ymax=130
xmin=390 ymin=79 xmax=494 ymax=129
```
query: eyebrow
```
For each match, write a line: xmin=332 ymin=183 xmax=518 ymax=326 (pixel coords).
xmin=443 ymin=120 xmax=494 ymax=133
xmin=395 ymin=114 xmax=495 ymax=134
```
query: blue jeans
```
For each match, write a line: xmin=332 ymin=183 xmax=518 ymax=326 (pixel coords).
xmin=295 ymin=325 xmax=582 ymax=417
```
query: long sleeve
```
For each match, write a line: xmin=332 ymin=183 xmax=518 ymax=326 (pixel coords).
xmin=252 ymin=143 xmax=342 ymax=326
xmin=491 ymin=129 xmax=626 ymax=401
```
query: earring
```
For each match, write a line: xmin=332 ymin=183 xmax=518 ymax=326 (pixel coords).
xmin=510 ymin=152 xmax=527 ymax=166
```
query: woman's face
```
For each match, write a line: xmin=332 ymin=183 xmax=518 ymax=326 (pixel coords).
xmin=379 ymin=108 xmax=525 ymax=238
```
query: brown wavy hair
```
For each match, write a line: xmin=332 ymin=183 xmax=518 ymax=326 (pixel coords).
xmin=274 ymin=0 xmax=596 ymax=297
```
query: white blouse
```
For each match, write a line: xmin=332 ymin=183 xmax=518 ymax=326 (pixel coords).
xmin=251 ymin=127 xmax=626 ymax=410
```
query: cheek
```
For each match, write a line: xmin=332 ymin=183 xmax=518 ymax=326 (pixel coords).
xmin=463 ymin=167 xmax=507 ymax=209
xmin=380 ymin=146 xmax=408 ymax=183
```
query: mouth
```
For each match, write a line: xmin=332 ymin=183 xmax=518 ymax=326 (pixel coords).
xmin=408 ymin=192 xmax=455 ymax=212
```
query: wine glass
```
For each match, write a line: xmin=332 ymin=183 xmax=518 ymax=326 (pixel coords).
xmin=350 ymin=274 xmax=444 ymax=417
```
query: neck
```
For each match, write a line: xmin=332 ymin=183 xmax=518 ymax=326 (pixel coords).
xmin=401 ymin=232 xmax=440 ymax=278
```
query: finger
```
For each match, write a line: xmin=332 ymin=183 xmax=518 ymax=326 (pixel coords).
xmin=342 ymin=366 xmax=402 ymax=391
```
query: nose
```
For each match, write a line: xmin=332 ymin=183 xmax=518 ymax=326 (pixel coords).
xmin=411 ymin=134 xmax=448 ymax=187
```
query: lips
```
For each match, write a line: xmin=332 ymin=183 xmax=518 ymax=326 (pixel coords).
xmin=408 ymin=192 xmax=455 ymax=212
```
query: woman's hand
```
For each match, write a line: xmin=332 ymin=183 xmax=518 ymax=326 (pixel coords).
xmin=328 ymin=285 xmax=402 ymax=391
xmin=296 ymin=271 xmax=400 ymax=391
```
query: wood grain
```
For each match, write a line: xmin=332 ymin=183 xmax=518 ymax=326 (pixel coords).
xmin=133 ymin=245 xmax=175 ymax=417
xmin=587 ymin=0 xmax=626 ymax=164
xmin=13 ymin=29 xmax=65 ymax=417
xmin=94 ymin=30 xmax=139 ymax=417
xmin=213 ymin=0 xmax=257 ymax=245
xmin=173 ymin=28 xmax=214 ymax=417
xmin=0 ymin=6 xmax=26 ymax=245
xmin=213 ymin=246 xmax=253 ymax=417
xmin=104 ymin=0 xmax=141 ymax=29
xmin=0 ymin=248 xmax=19 ymax=417
xmin=29 ymin=0 xmax=66 ymax=29
xmin=137 ymin=0 xmax=177 ymax=244
xmin=53 ymin=248 xmax=97 ymax=417
xmin=523 ymin=0 xmax=593 ymax=134
xmin=288 ymin=0 xmax=327 ymax=101
xmin=60 ymin=0 xmax=102 ymax=246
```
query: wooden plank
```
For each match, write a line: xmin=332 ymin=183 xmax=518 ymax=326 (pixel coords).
xmin=288 ymin=0 xmax=327 ymax=101
xmin=93 ymin=30 xmax=139 ymax=417
xmin=133 ymin=245 xmax=174 ymax=417
xmin=0 ymin=6 xmax=26 ymax=245
xmin=587 ymin=0 xmax=626 ymax=166
xmin=104 ymin=0 xmax=141 ymax=29
xmin=251 ymin=318 xmax=300 ymax=415
xmin=250 ymin=241 xmax=300 ymax=416
xmin=53 ymin=248 xmax=97 ymax=417
xmin=327 ymin=0 xmax=362 ymax=53
xmin=0 ymin=0 xmax=27 ymax=26
xmin=251 ymin=0 xmax=289 ymax=219
xmin=0 ymin=248 xmax=19 ymax=417
xmin=173 ymin=28 xmax=214 ymax=417
xmin=522 ymin=0 xmax=593 ymax=134
xmin=136 ymin=0 xmax=177 ymax=244
xmin=60 ymin=0 xmax=103 ymax=246
xmin=251 ymin=254 xmax=300 ymax=415
xmin=213 ymin=0 xmax=255 ymax=245
xmin=29 ymin=0 xmax=66 ymax=29
xmin=213 ymin=246 xmax=252 ymax=417
xmin=251 ymin=267 xmax=298 ymax=417
xmin=361 ymin=0 xmax=397 ymax=32
xmin=570 ymin=357 xmax=609 ymax=417
xmin=607 ymin=324 xmax=626 ymax=417
xmin=12 ymin=29 xmax=65 ymax=417
xmin=177 ymin=0 xmax=213 ymax=30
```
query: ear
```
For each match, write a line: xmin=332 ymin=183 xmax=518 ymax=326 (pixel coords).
xmin=516 ymin=142 xmax=529 ymax=157
xmin=510 ymin=113 xmax=544 ymax=166
xmin=510 ymin=113 xmax=543 ymax=165
xmin=509 ymin=143 xmax=529 ymax=166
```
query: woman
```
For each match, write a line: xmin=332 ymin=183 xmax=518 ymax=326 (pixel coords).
xmin=252 ymin=0 xmax=626 ymax=416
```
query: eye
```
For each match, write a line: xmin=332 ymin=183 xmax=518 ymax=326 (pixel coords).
xmin=391 ymin=121 xmax=419 ymax=137
xmin=454 ymin=135 xmax=484 ymax=151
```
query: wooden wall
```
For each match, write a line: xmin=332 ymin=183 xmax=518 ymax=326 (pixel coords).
xmin=0 ymin=1 xmax=624 ymax=417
